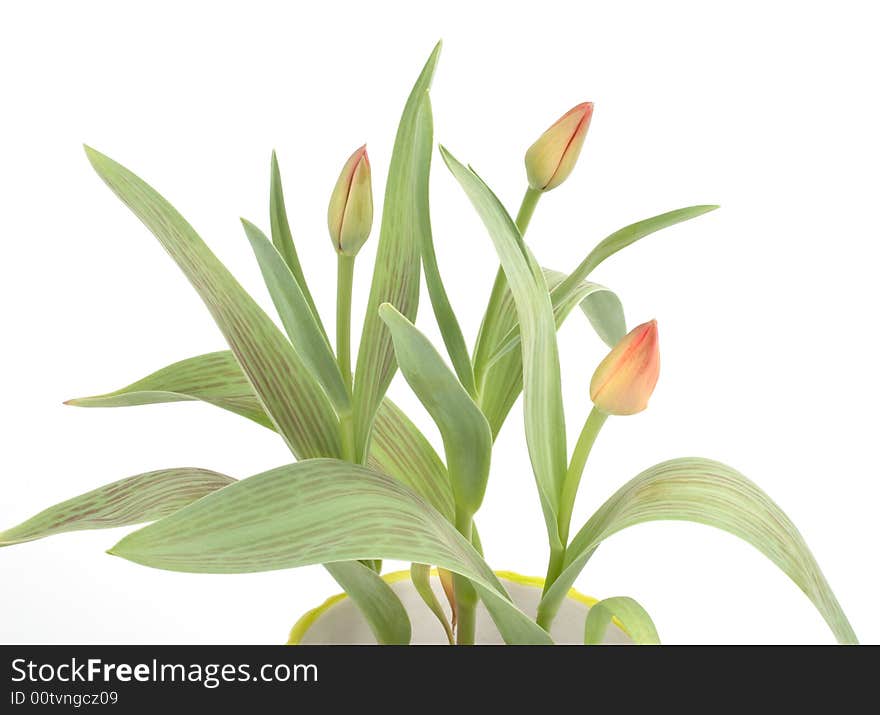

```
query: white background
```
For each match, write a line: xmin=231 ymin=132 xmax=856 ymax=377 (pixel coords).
xmin=1 ymin=0 xmax=877 ymax=645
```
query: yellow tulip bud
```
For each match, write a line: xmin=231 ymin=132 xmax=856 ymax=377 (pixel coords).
xmin=524 ymin=102 xmax=593 ymax=192
xmin=327 ymin=145 xmax=373 ymax=256
xmin=590 ymin=320 xmax=660 ymax=416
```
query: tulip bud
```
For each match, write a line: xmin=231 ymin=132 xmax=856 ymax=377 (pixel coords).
xmin=327 ymin=145 xmax=373 ymax=256
xmin=590 ymin=320 xmax=660 ymax=416
xmin=524 ymin=102 xmax=593 ymax=192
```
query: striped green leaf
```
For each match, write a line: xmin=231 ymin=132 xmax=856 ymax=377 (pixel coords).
xmin=537 ymin=458 xmax=858 ymax=644
xmin=552 ymin=205 xmax=719 ymax=318
xmin=0 ymin=469 xmax=235 ymax=547
xmin=478 ymin=270 xmax=625 ymax=438
xmin=241 ymin=219 xmax=349 ymax=412
xmin=269 ymin=151 xmax=327 ymax=341
xmin=440 ymin=147 xmax=567 ymax=549
xmin=584 ymin=596 xmax=660 ymax=645
xmin=369 ymin=399 xmax=454 ymax=520
xmin=414 ymin=95 xmax=475 ymax=397
xmin=325 ymin=561 xmax=412 ymax=645
xmin=352 ymin=42 xmax=440 ymax=462
xmin=85 ymin=147 xmax=341 ymax=459
xmin=109 ymin=459 xmax=552 ymax=644
xmin=380 ymin=303 xmax=491 ymax=517
xmin=67 ymin=352 xmax=455 ymax=521
xmin=411 ymin=563 xmax=454 ymax=644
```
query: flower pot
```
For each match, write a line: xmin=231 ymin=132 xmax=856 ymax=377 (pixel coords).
xmin=288 ymin=569 xmax=632 ymax=645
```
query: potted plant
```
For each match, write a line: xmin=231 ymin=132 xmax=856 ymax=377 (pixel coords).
xmin=0 ymin=42 xmax=857 ymax=645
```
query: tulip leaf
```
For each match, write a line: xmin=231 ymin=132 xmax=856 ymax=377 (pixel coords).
xmin=478 ymin=270 xmax=625 ymax=439
xmin=379 ymin=303 xmax=491 ymax=517
xmin=0 ymin=469 xmax=235 ymax=547
xmin=269 ymin=151 xmax=327 ymax=341
xmin=352 ymin=42 xmax=441 ymax=462
xmin=440 ymin=147 xmax=567 ymax=549
xmin=552 ymin=205 xmax=719 ymax=318
xmin=241 ymin=219 xmax=349 ymax=412
xmin=66 ymin=351 xmax=455 ymax=521
xmin=324 ymin=561 xmax=412 ymax=645
xmin=414 ymin=95 xmax=475 ymax=397
xmin=537 ymin=458 xmax=858 ymax=645
xmin=368 ymin=399 xmax=455 ymax=520
xmin=109 ymin=459 xmax=553 ymax=644
xmin=65 ymin=351 xmax=274 ymax=428
xmin=583 ymin=596 xmax=660 ymax=645
xmin=411 ymin=563 xmax=454 ymax=644
xmin=84 ymin=147 xmax=341 ymax=459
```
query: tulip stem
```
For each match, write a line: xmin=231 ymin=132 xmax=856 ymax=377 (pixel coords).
xmin=539 ymin=407 xmax=607 ymax=630
xmin=515 ymin=187 xmax=542 ymax=234
xmin=558 ymin=407 xmax=607 ymax=546
xmin=337 ymin=253 xmax=356 ymax=462
xmin=453 ymin=508 xmax=478 ymax=645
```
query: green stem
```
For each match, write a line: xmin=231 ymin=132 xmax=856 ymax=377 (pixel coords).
xmin=336 ymin=254 xmax=356 ymax=463
xmin=453 ymin=509 xmax=478 ymax=645
xmin=557 ymin=407 xmax=608 ymax=546
xmin=515 ymin=186 xmax=542 ymax=234
xmin=473 ymin=187 xmax=542 ymax=395
xmin=537 ymin=408 xmax=607 ymax=631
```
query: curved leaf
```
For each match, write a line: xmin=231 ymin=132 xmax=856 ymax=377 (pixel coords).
xmin=66 ymin=352 xmax=454 ymax=520
xmin=353 ymin=43 xmax=440 ymax=462
xmin=415 ymin=95 xmax=475 ymax=397
xmin=109 ymin=459 xmax=552 ymax=644
xmin=552 ymin=205 xmax=718 ymax=317
xmin=369 ymin=399 xmax=454 ymax=520
xmin=411 ymin=563 xmax=454 ymax=644
xmin=241 ymin=219 xmax=349 ymax=412
xmin=0 ymin=469 xmax=235 ymax=547
xmin=325 ymin=561 xmax=412 ymax=645
xmin=441 ymin=147 xmax=566 ymax=548
xmin=538 ymin=458 xmax=857 ymax=644
xmin=84 ymin=147 xmax=340 ymax=459
xmin=380 ymin=303 xmax=491 ymax=516
xmin=65 ymin=351 xmax=273 ymax=428
xmin=584 ymin=596 xmax=660 ymax=645
xmin=269 ymin=151 xmax=326 ymax=341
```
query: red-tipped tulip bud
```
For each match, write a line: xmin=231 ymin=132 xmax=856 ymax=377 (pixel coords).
xmin=590 ymin=320 xmax=660 ymax=416
xmin=524 ymin=102 xmax=593 ymax=192
xmin=327 ymin=145 xmax=373 ymax=256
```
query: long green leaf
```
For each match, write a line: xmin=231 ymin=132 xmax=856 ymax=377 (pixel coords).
xmin=269 ymin=151 xmax=327 ymax=341
xmin=584 ymin=596 xmax=660 ymax=645
xmin=552 ymin=205 xmax=718 ymax=318
xmin=538 ymin=458 xmax=857 ymax=644
xmin=414 ymin=95 xmax=475 ymax=397
xmin=441 ymin=147 xmax=566 ymax=549
xmin=85 ymin=147 xmax=341 ymax=459
xmin=411 ymin=563 xmax=454 ymax=644
xmin=65 ymin=351 xmax=273 ymax=428
xmin=241 ymin=219 xmax=349 ymax=412
xmin=352 ymin=43 xmax=441 ymax=462
xmin=325 ymin=561 xmax=412 ymax=645
xmin=478 ymin=270 xmax=624 ymax=438
xmin=369 ymin=399 xmax=454 ymax=520
xmin=66 ymin=351 xmax=454 ymax=520
xmin=0 ymin=469 xmax=235 ymax=546
xmin=109 ymin=459 xmax=552 ymax=644
xmin=380 ymin=303 xmax=491 ymax=516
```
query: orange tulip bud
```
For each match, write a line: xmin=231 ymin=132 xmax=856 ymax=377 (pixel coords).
xmin=524 ymin=102 xmax=593 ymax=192
xmin=327 ymin=144 xmax=373 ymax=256
xmin=590 ymin=320 xmax=660 ymax=416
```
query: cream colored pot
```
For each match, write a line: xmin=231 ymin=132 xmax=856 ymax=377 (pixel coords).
xmin=288 ymin=570 xmax=632 ymax=645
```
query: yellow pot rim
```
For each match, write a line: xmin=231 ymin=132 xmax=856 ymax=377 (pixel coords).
xmin=287 ymin=568 xmax=610 ymax=645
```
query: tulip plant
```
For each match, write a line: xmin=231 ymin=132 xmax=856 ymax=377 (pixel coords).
xmin=1 ymin=42 xmax=857 ymax=645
